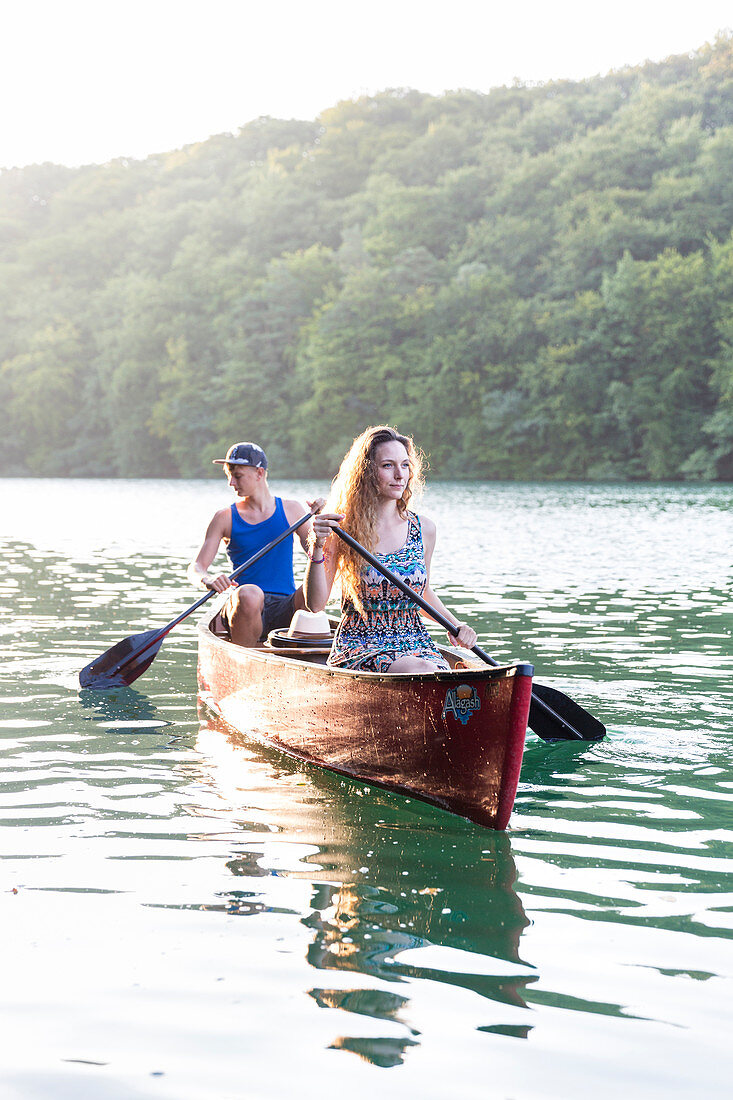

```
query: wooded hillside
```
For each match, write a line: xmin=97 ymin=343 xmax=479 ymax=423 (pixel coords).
xmin=2 ymin=34 xmax=733 ymax=479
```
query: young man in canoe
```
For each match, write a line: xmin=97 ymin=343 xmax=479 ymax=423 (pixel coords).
xmin=188 ymin=442 xmax=320 ymax=646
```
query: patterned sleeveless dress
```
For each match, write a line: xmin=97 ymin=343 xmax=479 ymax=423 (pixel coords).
xmin=327 ymin=512 xmax=450 ymax=673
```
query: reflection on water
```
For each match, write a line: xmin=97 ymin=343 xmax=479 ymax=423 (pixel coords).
xmin=193 ymin=704 xmax=729 ymax=1067
xmin=326 ymin=1028 xmax=420 ymax=1069
xmin=195 ymin=709 xmax=532 ymax=1065
xmin=77 ymin=686 xmax=167 ymax=731
xmin=1 ymin=479 xmax=732 ymax=1097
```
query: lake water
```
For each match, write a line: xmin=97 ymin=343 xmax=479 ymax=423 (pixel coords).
xmin=1 ymin=478 xmax=731 ymax=1099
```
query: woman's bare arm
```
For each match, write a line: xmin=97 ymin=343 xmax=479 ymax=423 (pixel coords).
xmin=303 ymin=510 xmax=342 ymax=612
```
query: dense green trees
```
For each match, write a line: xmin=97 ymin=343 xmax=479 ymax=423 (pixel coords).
xmin=2 ymin=35 xmax=733 ymax=479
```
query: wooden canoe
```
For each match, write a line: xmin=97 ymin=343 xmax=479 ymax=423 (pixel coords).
xmin=196 ymin=607 xmax=533 ymax=830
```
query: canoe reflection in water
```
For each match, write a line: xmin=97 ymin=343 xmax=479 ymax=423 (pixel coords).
xmin=195 ymin=710 xmax=534 ymax=1068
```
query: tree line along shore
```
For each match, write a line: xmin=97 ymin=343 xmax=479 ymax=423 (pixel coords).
xmin=1 ymin=34 xmax=732 ymax=481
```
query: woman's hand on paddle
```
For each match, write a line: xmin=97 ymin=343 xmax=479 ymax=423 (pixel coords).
xmin=449 ymin=622 xmax=477 ymax=649
xmin=311 ymin=511 xmax=345 ymax=547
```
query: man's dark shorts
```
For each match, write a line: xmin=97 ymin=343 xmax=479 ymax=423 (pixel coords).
xmin=215 ymin=589 xmax=296 ymax=642
xmin=259 ymin=592 xmax=296 ymax=640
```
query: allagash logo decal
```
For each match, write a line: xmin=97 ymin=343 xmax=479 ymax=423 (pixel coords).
xmin=442 ymin=683 xmax=481 ymax=725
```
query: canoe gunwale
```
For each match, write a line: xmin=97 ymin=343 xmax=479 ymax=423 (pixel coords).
xmin=197 ymin=609 xmax=533 ymax=684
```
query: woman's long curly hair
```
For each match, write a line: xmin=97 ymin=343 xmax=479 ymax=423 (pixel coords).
xmin=326 ymin=425 xmax=424 ymax=613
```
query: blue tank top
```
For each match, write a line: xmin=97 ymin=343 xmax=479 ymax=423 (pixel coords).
xmin=226 ymin=498 xmax=296 ymax=596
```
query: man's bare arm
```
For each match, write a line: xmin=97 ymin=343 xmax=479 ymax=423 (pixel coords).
xmin=187 ymin=509 xmax=233 ymax=591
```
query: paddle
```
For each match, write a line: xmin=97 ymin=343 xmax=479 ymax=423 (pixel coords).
xmin=333 ymin=526 xmax=605 ymax=742
xmin=79 ymin=507 xmax=318 ymax=691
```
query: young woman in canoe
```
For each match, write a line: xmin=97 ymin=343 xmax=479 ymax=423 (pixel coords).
xmin=304 ymin=425 xmax=477 ymax=673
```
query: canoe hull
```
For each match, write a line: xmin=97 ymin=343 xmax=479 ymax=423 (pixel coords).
xmin=197 ymin=617 xmax=532 ymax=829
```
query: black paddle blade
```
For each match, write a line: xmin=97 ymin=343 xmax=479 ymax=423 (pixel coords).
xmin=79 ymin=628 xmax=167 ymax=690
xmin=529 ymin=682 xmax=606 ymax=742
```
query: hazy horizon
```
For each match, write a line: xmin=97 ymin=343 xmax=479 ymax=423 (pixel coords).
xmin=2 ymin=0 xmax=731 ymax=171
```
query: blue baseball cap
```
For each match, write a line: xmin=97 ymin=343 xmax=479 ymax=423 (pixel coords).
xmin=213 ymin=442 xmax=268 ymax=469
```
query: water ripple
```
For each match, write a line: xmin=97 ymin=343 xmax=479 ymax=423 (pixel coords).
xmin=1 ymin=479 xmax=732 ymax=1097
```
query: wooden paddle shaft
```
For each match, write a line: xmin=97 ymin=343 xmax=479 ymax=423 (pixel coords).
xmin=333 ymin=527 xmax=491 ymax=652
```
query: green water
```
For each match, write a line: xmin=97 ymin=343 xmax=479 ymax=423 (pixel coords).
xmin=0 ymin=479 xmax=731 ymax=1099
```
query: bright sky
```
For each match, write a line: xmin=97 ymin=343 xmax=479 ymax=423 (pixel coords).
xmin=2 ymin=0 xmax=731 ymax=170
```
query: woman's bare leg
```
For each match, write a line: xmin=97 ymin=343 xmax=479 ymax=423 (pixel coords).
xmin=387 ymin=655 xmax=441 ymax=674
